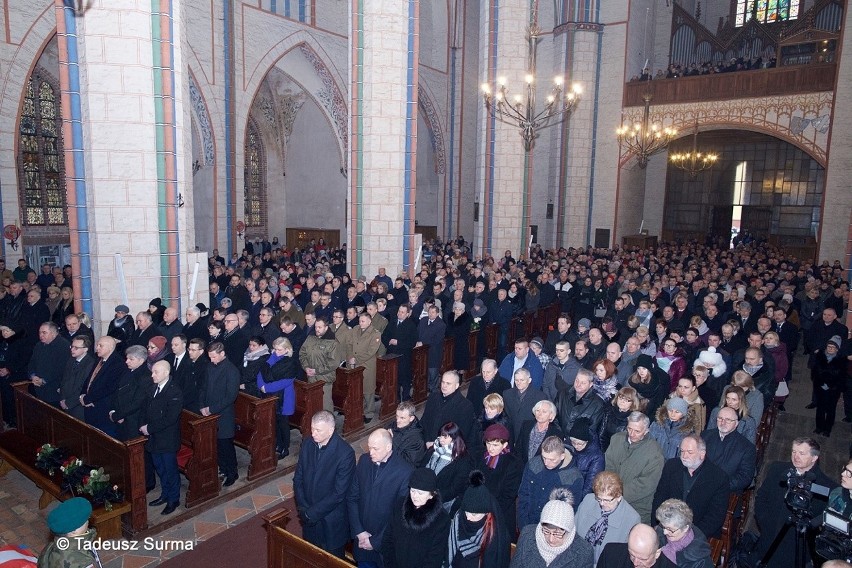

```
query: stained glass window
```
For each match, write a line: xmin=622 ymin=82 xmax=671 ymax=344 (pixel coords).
xmin=243 ymin=119 xmax=267 ymax=232
xmin=735 ymin=0 xmax=799 ymax=26
xmin=18 ymin=73 xmax=67 ymax=226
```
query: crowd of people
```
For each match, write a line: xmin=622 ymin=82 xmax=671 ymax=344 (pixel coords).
xmin=5 ymin=235 xmax=852 ymax=567
xmin=630 ymin=55 xmax=778 ymax=82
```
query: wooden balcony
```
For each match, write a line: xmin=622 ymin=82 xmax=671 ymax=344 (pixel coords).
xmin=624 ymin=63 xmax=836 ymax=107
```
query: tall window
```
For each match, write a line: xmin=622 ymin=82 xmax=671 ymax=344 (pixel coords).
xmin=735 ymin=0 xmax=800 ymax=26
xmin=243 ymin=118 xmax=267 ymax=234
xmin=19 ymin=72 xmax=67 ymax=226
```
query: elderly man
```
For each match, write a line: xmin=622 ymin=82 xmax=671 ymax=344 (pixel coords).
xmin=201 ymin=341 xmax=241 ymax=486
xmin=701 ymin=406 xmax=756 ymax=492
xmin=158 ymin=307 xmax=182 ymax=342
xmin=743 ymin=437 xmax=838 ymax=568
xmin=108 ymin=345 xmax=151 ymax=441
xmin=503 ymin=367 xmax=548 ymax=441
xmin=420 ymin=370 xmax=476 ymax=447
xmin=347 ymin=429 xmax=413 ymax=566
xmin=253 ymin=307 xmax=280 ymax=346
xmin=294 ymin=410 xmax=356 ymax=558
xmin=543 ymin=341 xmax=583 ymax=400
xmin=498 ymin=338 xmax=545 ymax=390
xmin=59 ymin=313 xmax=95 ymax=348
xmin=605 ymin=412 xmax=665 ymax=524
xmin=79 ymin=336 xmax=126 ymax=436
xmin=300 ymin=317 xmax=342 ymax=413
xmin=140 ymin=360 xmax=183 ymax=515
xmin=59 ymin=335 xmax=96 ymax=420
xmin=182 ymin=305 xmax=210 ymax=342
xmin=28 ymin=322 xmax=71 ymax=407
xmin=222 ymin=312 xmax=250 ymax=365
xmin=652 ymin=435 xmax=730 ymax=538
xmin=597 ymin=523 xmax=676 ymax=568
xmin=348 ymin=313 xmax=385 ymax=423
xmin=466 ymin=358 xmax=511 ymax=408
xmin=554 ymin=368 xmax=607 ymax=439
xmin=128 ymin=311 xmax=157 ymax=349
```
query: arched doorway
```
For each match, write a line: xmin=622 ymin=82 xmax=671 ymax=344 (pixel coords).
xmin=664 ymin=129 xmax=824 ymax=255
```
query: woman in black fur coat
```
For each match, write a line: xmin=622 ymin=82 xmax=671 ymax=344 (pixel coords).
xmin=382 ymin=468 xmax=451 ymax=568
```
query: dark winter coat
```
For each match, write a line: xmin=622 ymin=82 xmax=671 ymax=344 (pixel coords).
xmin=381 ymin=495 xmax=450 ymax=568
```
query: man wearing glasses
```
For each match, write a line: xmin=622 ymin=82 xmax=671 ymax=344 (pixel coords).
xmin=701 ymin=406 xmax=756 ymax=492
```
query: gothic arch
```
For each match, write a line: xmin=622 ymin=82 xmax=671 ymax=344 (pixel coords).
xmin=188 ymin=71 xmax=215 ymax=166
xmin=417 ymin=84 xmax=447 ymax=175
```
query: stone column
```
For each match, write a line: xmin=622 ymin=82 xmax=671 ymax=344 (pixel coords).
xmin=349 ymin=0 xmax=419 ymax=278
xmin=476 ymin=0 xmax=533 ymax=259
xmin=56 ymin=0 xmax=207 ymax=332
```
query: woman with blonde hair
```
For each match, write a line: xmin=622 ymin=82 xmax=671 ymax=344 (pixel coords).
xmin=257 ymin=337 xmax=300 ymax=459
xmin=730 ymin=370 xmax=764 ymax=423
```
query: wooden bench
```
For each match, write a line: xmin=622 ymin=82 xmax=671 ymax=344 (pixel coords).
xmin=522 ymin=312 xmax=535 ymax=339
xmin=439 ymin=337 xmax=455 ymax=374
xmin=178 ymin=410 xmax=220 ymax=508
xmin=507 ymin=316 xmax=525 ymax=347
xmin=467 ymin=330 xmax=479 ymax=378
xmin=708 ymin=492 xmax=741 ymax=567
xmin=291 ymin=379 xmax=324 ymax=437
xmin=265 ymin=508 xmax=354 ymax=568
xmin=376 ymin=355 xmax=400 ymax=421
xmin=411 ymin=344 xmax=429 ymax=404
xmin=334 ymin=366 xmax=364 ymax=436
xmin=485 ymin=323 xmax=498 ymax=360
xmin=0 ymin=382 xmax=143 ymax=537
xmin=233 ymin=392 xmax=278 ymax=481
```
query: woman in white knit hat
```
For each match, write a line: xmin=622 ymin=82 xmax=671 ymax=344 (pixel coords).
xmin=511 ymin=488 xmax=594 ymax=568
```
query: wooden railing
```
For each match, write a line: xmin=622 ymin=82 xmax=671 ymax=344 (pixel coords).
xmin=624 ymin=63 xmax=836 ymax=106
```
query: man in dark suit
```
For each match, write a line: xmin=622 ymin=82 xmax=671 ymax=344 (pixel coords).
xmin=420 ymin=370 xmax=477 ymax=447
xmin=140 ymin=360 xmax=183 ymax=515
xmin=417 ymin=304 xmax=446 ymax=393
xmin=503 ymin=368 xmax=547 ymax=441
xmin=180 ymin=338 xmax=208 ymax=413
xmin=108 ymin=345 xmax=150 ymax=441
xmin=294 ymin=410 xmax=356 ymax=558
xmin=702 ymin=407 xmax=756 ymax=493
xmin=182 ymin=305 xmax=210 ymax=343
xmin=157 ymin=307 xmax=183 ymax=342
xmin=164 ymin=335 xmax=195 ymax=408
xmin=128 ymin=312 xmax=157 ymax=349
xmin=382 ymin=304 xmax=418 ymax=401
xmin=80 ymin=336 xmax=126 ymax=437
xmin=201 ymin=341 xmax=240 ymax=486
xmin=59 ymin=314 xmax=95 ymax=353
xmin=651 ymin=435 xmax=731 ymax=539
xmin=465 ymin=358 xmax=511 ymax=409
xmin=253 ymin=307 xmax=280 ymax=347
xmin=347 ymin=429 xmax=413 ymax=565
xmin=28 ymin=322 xmax=70 ymax=408
xmin=772 ymin=307 xmax=798 ymax=381
xmin=59 ymin=335 xmax=96 ymax=421
xmin=221 ymin=312 xmax=250 ymax=366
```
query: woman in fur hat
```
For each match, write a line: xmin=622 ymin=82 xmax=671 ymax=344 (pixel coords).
xmin=649 ymin=397 xmax=702 ymax=459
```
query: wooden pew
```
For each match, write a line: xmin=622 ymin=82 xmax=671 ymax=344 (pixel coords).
xmin=440 ymin=337 xmax=455 ymax=374
xmin=411 ymin=344 xmax=429 ymax=404
xmin=178 ymin=410 xmax=220 ymax=508
xmin=534 ymin=307 xmax=550 ymax=338
xmin=334 ymin=366 xmax=364 ymax=436
xmin=376 ymin=355 xmax=400 ymax=422
xmin=0 ymin=382 xmax=143 ymax=536
xmin=485 ymin=323 xmax=498 ymax=360
xmin=265 ymin=508 xmax=353 ymax=568
xmin=233 ymin=392 xmax=278 ymax=481
xmin=522 ymin=312 xmax=535 ymax=339
xmin=291 ymin=379 xmax=324 ymax=437
xmin=507 ymin=316 xmax=525 ymax=347
xmin=707 ymin=492 xmax=741 ymax=567
xmin=466 ymin=330 xmax=479 ymax=379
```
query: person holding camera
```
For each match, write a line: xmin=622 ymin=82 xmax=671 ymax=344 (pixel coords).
xmin=814 ymin=459 xmax=852 ymax=564
xmin=741 ymin=437 xmax=838 ymax=568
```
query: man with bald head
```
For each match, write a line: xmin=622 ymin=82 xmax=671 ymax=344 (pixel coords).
xmin=597 ymin=523 xmax=676 ymax=567
xmin=140 ymin=360 xmax=183 ymax=515
xmin=347 ymin=429 xmax=413 ymax=566
xmin=80 ymin=336 xmax=125 ymax=436
xmin=158 ymin=307 xmax=182 ymax=342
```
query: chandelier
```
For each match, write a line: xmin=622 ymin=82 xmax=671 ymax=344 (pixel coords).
xmin=669 ymin=123 xmax=718 ymax=180
xmin=616 ymin=93 xmax=676 ymax=168
xmin=481 ymin=24 xmax=581 ymax=152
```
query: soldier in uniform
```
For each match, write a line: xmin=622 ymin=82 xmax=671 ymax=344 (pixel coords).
xmin=38 ymin=497 xmax=100 ymax=568
xmin=299 ymin=317 xmax=342 ymax=412
xmin=348 ymin=313 xmax=386 ymax=423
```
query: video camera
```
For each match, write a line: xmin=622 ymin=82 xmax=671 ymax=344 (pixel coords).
xmin=815 ymin=509 xmax=852 ymax=562
xmin=783 ymin=469 xmax=830 ymax=515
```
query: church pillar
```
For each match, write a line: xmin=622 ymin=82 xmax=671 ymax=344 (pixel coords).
xmin=477 ymin=0 xmax=533 ymax=258
xmin=349 ymin=0 xmax=419 ymax=278
xmin=55 ymin=0 xmax=207 ymax=332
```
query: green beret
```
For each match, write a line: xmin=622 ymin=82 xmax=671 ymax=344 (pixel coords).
xmin=47 ymin=497 xmax=92 ymax=534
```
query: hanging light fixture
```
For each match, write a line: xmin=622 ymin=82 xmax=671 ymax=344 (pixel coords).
xmin=616 ymin=92 xmax=677 ymax=168
xmin=669 ymin=122 xmax=718 ymax=180
xmin=481 ymin=24 xmax=581 ymax=152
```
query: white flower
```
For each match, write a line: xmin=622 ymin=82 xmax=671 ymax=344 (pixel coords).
xmin=91 ymin=469 xmax=98 ymax=477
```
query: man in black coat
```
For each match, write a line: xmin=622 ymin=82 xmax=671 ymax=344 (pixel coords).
xmin=701 ymin=406 xmax=756 ymax=493
xmin=201 ymin=341 xmax=241 ymax=486
xmin=386 ymin=400 xmax=426 ymax=467
xmin=19 ymin=288 xmax=51 ymax=350
xmin=652 ymin=435 xmax=731 ymax=539
xmin=253 ymin=307 xmax=280 ymax=347
xmin=553 ymin=368 xmax=606 ymax=439
xmin=465 ymin=358 xmax=511 ymax=409
xmin=221 ymin=312 xmax=250 ymax=367
xmin=598 ymin=524 xmax=676 ymax=568
xmin=179 ymin=337 xmax=208 ymax=413
xmin=347 ymin=429 xmax=413 ymax=565
xmin=140 ymin=360 xmax=183 ymax=515
xmin=128 ymin=312 xmax=158 ymax=349
xmin=108 ymin=345 xmax=151 ymax=441
xmin=417 ymin=305 xmax=446 ymax=392
xmin=503 ymin=368 xmax=548 ymax=441
xmin=28 ymin=322 xmax=70 ymax=407
xmin=293 ymin=410 xmax=356 ymax=558
xmin=157 ymin=307 xmax=183 ymax=343
xmin=58 ymin=314 xmax=95 ymax=353
xmin=382 ymin=304 xmax=418 ymax=401
xmin=59 ymin=335 xmax=96 ymax=421
xmin=80 ymin=337 xmax=126 ymax=437
xmin=743 ymin=437 xmax=838 ymax=568
xmin=420 ymin=370 xmax=476 ymax=447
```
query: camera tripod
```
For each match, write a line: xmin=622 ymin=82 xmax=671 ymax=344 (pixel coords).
xmin=755 ymin=510 xmax=814 ymax=568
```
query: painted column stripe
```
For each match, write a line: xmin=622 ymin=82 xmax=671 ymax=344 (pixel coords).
xmin=350 ymin=0 xmax=364 ymax=276
xmin=55 ymin=0 xmax=93 ymax=316
xmin=224 ymin=0 xmax=235 ymax=253
xmin=151 ymin=0 xmax=181 ymax=306
xmin=586 ymin=5 xmax=603 ymax=246
xmin=483 ymin=0 xmax=500 ymax=255
xmin=403 ymin=0 xmax=418 ymax=270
